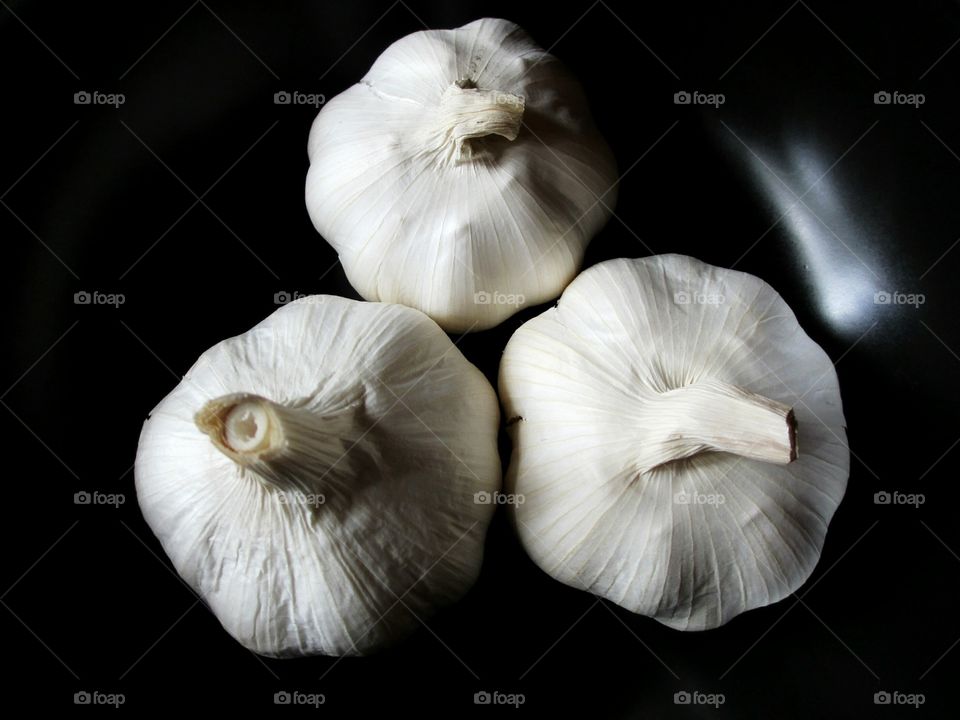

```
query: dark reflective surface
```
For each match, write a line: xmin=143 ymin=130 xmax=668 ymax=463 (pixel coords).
xmin=3 ymin=1 xmax=958 ymax=716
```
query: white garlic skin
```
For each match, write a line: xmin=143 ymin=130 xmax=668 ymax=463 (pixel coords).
xmin=135 ymin=297 xmax=501 ymax=656
xmin=500 ymin=255 xmax=849 ymax=631
xmin=306 ymin=18 xmax=617 ymax=332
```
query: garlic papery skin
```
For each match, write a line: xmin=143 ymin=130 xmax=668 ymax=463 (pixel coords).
xmin=135 ymin=297 xmax=501 ymax=657
xmin=305 ymin=18 xmax=618 ymax=332
xmin=499 ymin=254 xmax=849 ymax=631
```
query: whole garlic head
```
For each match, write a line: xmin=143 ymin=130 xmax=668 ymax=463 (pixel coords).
xmin=499 ymin=255 xmax=849 ymax=630
xmin=135 ymin=297 xmax=501 ymax=656
xmin=306 ymin=18 xmax=618 ymax=332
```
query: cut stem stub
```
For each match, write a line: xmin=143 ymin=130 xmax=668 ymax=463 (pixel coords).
xmin=437 ymin=81 xmax=524 ymax=161
xmin=637 ymin=380 xmax=797 ymax=475
xmin=196 ymin=393 xmax=286 ymax=463
xmin=195 ymin=393 xmax=361 ymax=498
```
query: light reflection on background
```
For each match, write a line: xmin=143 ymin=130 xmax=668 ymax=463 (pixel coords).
xmin=741 ymin=140 xmax=883 ymax=335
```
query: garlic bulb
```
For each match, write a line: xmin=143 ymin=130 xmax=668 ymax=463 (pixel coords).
xmin=135 ymin=297 xmax=501 ymax=656
xmin=499 ymin=255 xmax=849 ymax=630
xmin=305 ymin=18 xmax=617 ymax=332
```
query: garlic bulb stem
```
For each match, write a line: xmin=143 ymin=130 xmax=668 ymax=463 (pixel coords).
xmin=196 ymin=393 xmax=355 ymax=494
xmin=437 ymin=82 xmax=524 ymax=160
xmin=637 ymin=380 xmax=797 ymax=475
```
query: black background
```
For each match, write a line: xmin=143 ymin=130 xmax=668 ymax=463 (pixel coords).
xmin=3 ymin=0 xmax=958 ymax=716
